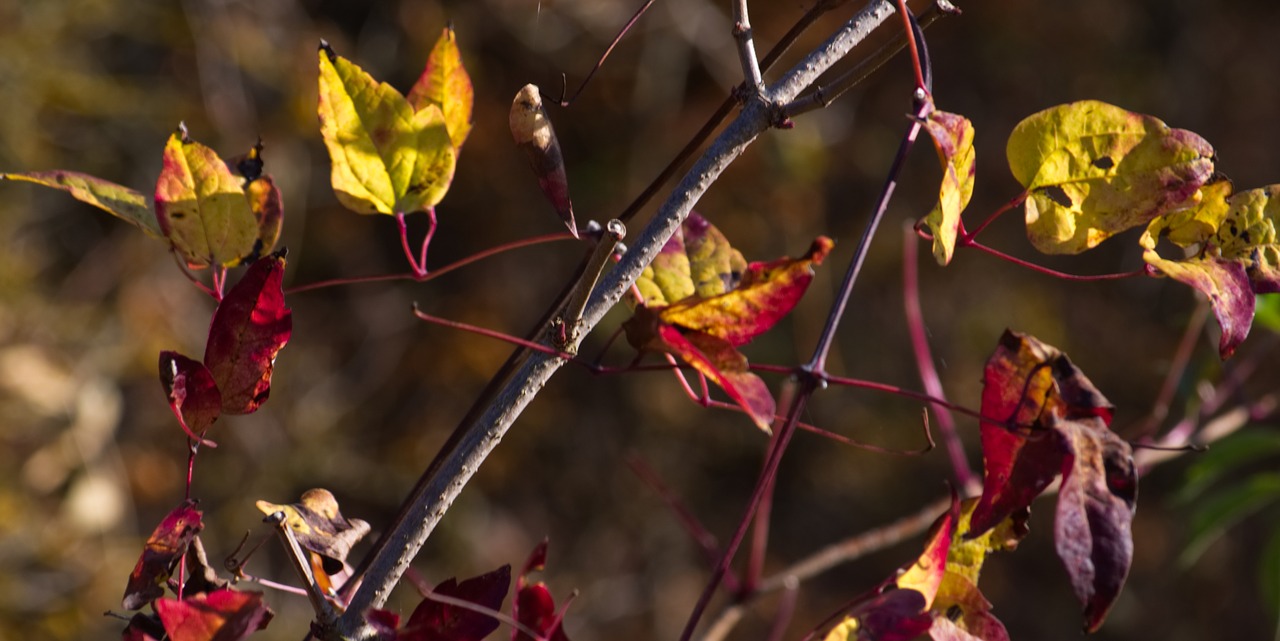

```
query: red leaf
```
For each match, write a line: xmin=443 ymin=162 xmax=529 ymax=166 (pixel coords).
xmin=896 ymin=493 xmax=960 ymax=609
xmin=123 ymin=500 xmax=203 ymax=611
xmin=404 ymin=566 xmax=511 ymax=641
xmin=122 ymin=613 xmax=166 ymax=641
xmin=155 ymin=589 xmax=273 ymax=641
xmin=513 ymin=542 xmax=570 ymax=641
xmin=203 ymin=250 xmax=292 ymax=414
xmin=159 ymin=351 xmax=222 ymax=442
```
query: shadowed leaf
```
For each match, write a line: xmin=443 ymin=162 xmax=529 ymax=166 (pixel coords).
xmin=929 ymin=573 xmax=1009 ymax=641
xmin=1006 ymin=100 xmax=1215 ymax=254
xmin=158 ymin=351 xmax=222 ymax=442
xmin=317 ymin=42 xmax=457 ymax=216
xmin=255 ymin=488 xmax=370 ymax=576
xmin=1 ymin=170 xmax=161 ymax=238
xmin=154 ymin=125 xmax=261 ymax=268
xmin=123 ymin=500 xmax=203 ymax=610
xmin=919 ymin=106 xmax=976 ymax=265
xmin=122 ymin=613 xmax=167 ymax=641
xmin=408 ymin=27 xmax=474 ymax=149
xmin=154 ymin=589 xmax=273 ymax=641
xmin=822 ymin=589 xmax=933 ymax=641
xmin=513 ymin=542 xmax=571 ymax=641
xmin=510 ymin=84 xmax=576 ymax=236
xmin=203 ymin=250 xmax=292 ymax=414
xmin=402 ymin=565 xmax=510 ymax=641
xmin=230 ymin=141 xmax=284 ymax=260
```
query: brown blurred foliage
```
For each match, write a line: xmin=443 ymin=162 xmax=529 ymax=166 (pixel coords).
xmin=1 ymin=1 xmax=1278 ymax=640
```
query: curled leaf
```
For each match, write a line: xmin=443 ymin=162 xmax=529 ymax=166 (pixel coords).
xmin=154 ymin=589 xmax=273 ymax=641
xmin=1 ymin=170 xmax=161 ymax=238
xmin=1006 ymin=100 xmax=1215 ymax=254
xmin=255 ymin=488 xmax=370 ymax=575
xmin=510 ymin=84 xmax=576 ymax=237
xmin=317 ymin=42 xmax=457 ymax=215
xmin=203 ymin=250 xmax=292 ymax=414
xmin=123 ymin=500 xmax=203 ymax=610
xmin=158 ymin=351 xmax=222 ymax=443
xmin=408 ymin=27 xmax=474 ymax=149
xmin=231 ymin=140 xmax=284 ymax=260
xmin=919 ymin=105 xmax=976 ymax=265
xmin=154 ymin=124 xmax=261 ymax=268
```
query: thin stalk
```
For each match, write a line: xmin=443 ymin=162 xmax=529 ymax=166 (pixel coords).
xmin=965 ymin=241 xmax=1146 ymax=281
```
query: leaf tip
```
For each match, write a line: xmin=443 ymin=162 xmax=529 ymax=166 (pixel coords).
xmin=318 ymin=39 xmax=336 ymax=61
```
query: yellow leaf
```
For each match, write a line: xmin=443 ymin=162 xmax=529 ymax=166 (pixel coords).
xmin=153 ymin=126 xmax=259 ymax=268
xmin=919 ymin=108 xmax=976 ymax=265
xmin=317 ymin=43 xmax=457 ymax=216
xmin=1006 ymin=100 xmax=1215 ymax=254
xmin=408 ymin=27 xmax=474 ymax=149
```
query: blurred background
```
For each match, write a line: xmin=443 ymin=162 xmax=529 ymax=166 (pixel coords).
xmin=1 ymin=0 xmax=1279 ymax=639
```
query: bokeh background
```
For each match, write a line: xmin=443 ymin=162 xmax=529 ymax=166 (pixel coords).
xmin=1 ymin=0 xmax=1279 ymax=639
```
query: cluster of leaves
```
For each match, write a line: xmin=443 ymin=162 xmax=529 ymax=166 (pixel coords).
xmin=820 ymin=332 xmax=1134 ymax=639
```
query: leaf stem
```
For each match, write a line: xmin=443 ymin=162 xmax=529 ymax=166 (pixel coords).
xmin=894 ymin=0 xmax=926 ymax=92
xmin=961 ymin=190 xmax=1027 ymax=242
xmin=395 ymin=212 xmax=425 ymax=277
xmin=964 ymin=240 xmax=1146 ymax=281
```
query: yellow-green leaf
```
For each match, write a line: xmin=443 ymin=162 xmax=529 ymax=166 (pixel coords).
xmin=1215 ymin=184 xmax=1280 ymax=293
xmin=2 ymin=170 xmax=162 ymax=238
xmin=919 ymin=108 xmax=976 ymax=266
xmin=317 ymin=43 xmax=457 ymax=216
xmin=633 ymin=213 xmax=746 ymax=307
xmin=1006 ymin=100 xmax=1215 ymax=254
xmin=408 ymin=27 xmax=474 ymax=149
xmin=154 ymin=126 xmax=259 ymax=268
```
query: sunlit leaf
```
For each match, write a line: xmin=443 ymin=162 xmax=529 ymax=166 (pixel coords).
xmin=1 ymin=170 xmax=162 ymax=238
xmin=633 ymin=212 xmax=746 ymax=307
xmin=408 ymin=27 xmax=474 ymax=149
xmin=897 ymin=495 xmax=959 ymax=609
xmin=154 ymin=589 xmax=273 ymax=641
xmin=317 ymin=42 xmax=457 ymax=216
xmin=154 ymin=125 xmax=261 ymax=268
xmin=919 ymin=106 xmax=976 ymax=266
xmin=123 ymin=500 xmax=203 ymax=610
xmin=929 ymin=573 xmax=1009 ymax=641
xmin=255 ymin=488 xmax=370 ymax=575
xmin=1006 ymin=100 xmax=1215 ymax=254
xmin=510 ymin=84 xmax=576 ymax=236
xmin=1141 ymin=217 xmax=1255 ymax=359
xmin=203 ymin=250 xmax=292 ymax=414
xmin=158 ymin=351 xmax=222 ymax=443
xmin=969 ymin=331 xmax=1135 ymax=632
xmin=948 ymin=498 xmax=1028 ymax=586
xmin=1213 ymin=184 xmax=1280 ymax=293
xmin=402 ymin=566 xmax=510 ymax=641
xmin=231 ymin=140 xmax=284 ymax=259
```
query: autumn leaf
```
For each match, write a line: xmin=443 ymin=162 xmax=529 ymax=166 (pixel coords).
xmin=510 ymin=84 xmax=577 ymax=237
xmin=255 ymin=488 xmax=370 ymax=576
xmin=230 ymin=140 xmax=285 ymax=259
xmin=155 ymin=589 xmax=273 ymax=641
xmin=918 ymin=104 xmax=976 ymax=266
xmin=821 ymin=590 xmax=933 ymax=641
xmin=401 ymin=566 xmax=511 ymax=641
xmin=317 ymin=41 xmax=457 ymax=216
xmin=408 ymin=27 xmax=474 ymax=149
xmin=159 ymin=351 xmax=222 ymax=443
xmin=896 ymin=494 xmax=960 ymax=609
xmin=203 ymin=250 xmax=292 ymax=414
xmin=1 ymin=170 xmax=162 ymax=238
xmin=154 ymin=124 xmax=262 ymax=268
xmin=968 ymin=331 xmax=1136 ymax=632
xmin=929 ymin=573 xmax=1009 ymax=641
xmin=624 ymin=213 xmax=832 ymax=431
xmin=1006 ymin=100 xmax=1215 ymax=254
xmin=513 ymin=541 xmax=571 ymax=641
xmin=123 ymin=500 xmax=203 ymax=610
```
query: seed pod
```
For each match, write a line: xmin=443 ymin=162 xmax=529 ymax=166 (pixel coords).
xmin=510 ymin=84 xmax=577 ymax=237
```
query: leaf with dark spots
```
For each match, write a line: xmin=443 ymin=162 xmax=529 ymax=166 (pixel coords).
xmin=1007 ymin=100 xmax=1215 ymax=254
xmin=230 ymin=140 xmax=284 ymax=260
xmin=402 ymin=565 xmax=510 ymax=641
xmin=1 ymin=170 xmax=162 ymax=238
xmin=203 ymin=250 xmax=292 ymax=414
xmin=154 ymin=589 xmax=273 ymax=641
xmin=929 ymin=573 xmax=1009 ymax=641
xmin=255 ymin=488 xmax=370 ymax=576
xmin=123 ymin=500 xmax=203 ymax=610
xmin=158 ymin=351 xmax=222 ymax=443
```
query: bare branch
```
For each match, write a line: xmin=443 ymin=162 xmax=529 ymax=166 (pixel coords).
xmin=731 ymin=0 xmax=765 ymax=93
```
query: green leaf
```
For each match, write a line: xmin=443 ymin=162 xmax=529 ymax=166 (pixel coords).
xmin=919 ymin=107 xmax=976 ymax=266
xmin=407 ymin=26 xmax=474 ymax=150
xmin=1179 ymin=472 xmax=1280 ymax=567
xmin=1006 ymin=100 xmax=1215 ymax=254
xmin=1176 ymin=428 xmax=1280 ymax=502
xmin=1256 ymin=294 xmax=1280 ymax=334
xmin=317 ymin=42 xmax=457 ymax=216
xmin=154 ymin=126 xmax=260 ymax=268
xmin=2 ymin=170 xmax=162 ymax=238
xmin=633 ymin=212 xmax=747 ymax=307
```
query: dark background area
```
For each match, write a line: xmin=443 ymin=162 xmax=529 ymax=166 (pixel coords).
xmin=0 ymin=1 xmax=1278 ymax=639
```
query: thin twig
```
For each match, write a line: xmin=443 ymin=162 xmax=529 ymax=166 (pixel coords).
xmin=731 ymin=0 xmax=765 ymax=92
